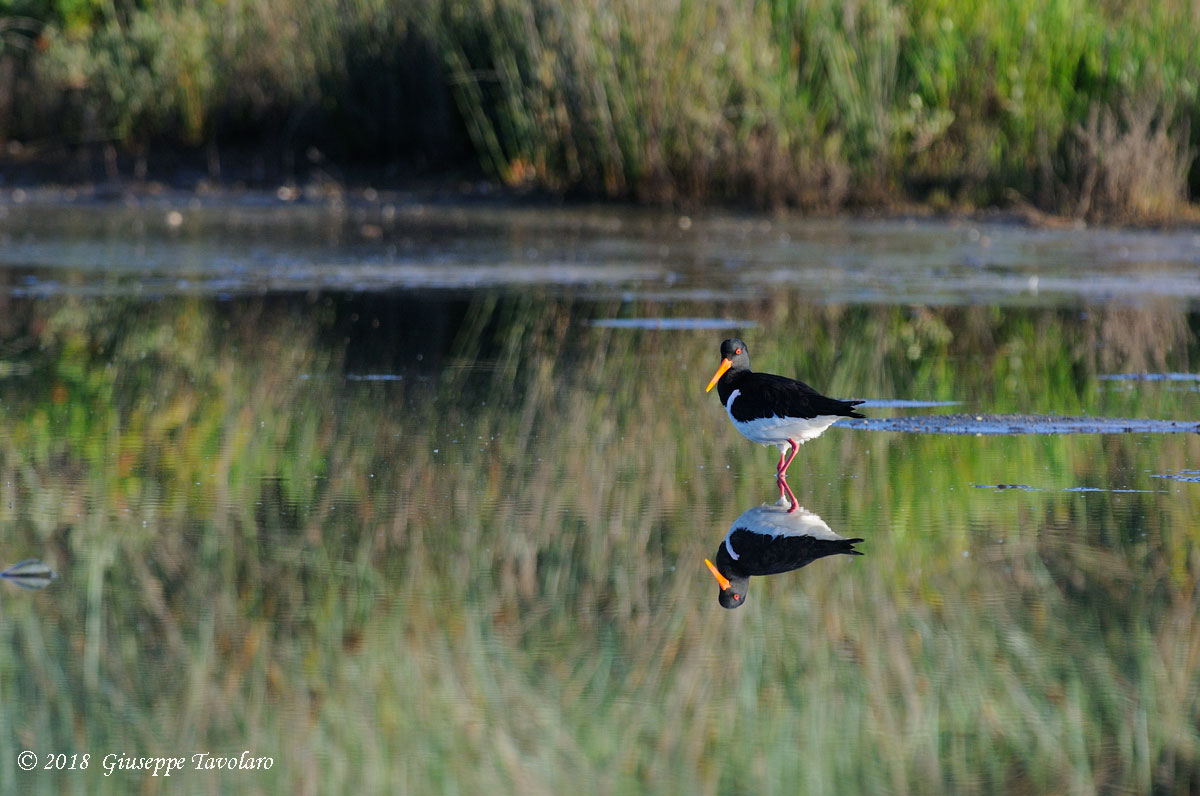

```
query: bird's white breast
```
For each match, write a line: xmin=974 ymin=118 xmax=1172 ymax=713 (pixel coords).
xmin=725 ymin=395 xmax=843 ymax=446
xmin=723 ymin=502 xmax=845 ymax=559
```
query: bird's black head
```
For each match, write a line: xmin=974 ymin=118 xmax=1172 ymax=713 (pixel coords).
xmin=705 ymin=339 xmax=751 ymax=393
xmin=705 ymin=558 xmax=748 ymax=609
xmin=719 ymin=338 xmax=749 ymax=362
xmin=718 ymin=585 xmax=747 ymax=609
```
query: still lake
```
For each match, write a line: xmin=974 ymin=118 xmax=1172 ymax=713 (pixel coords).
xmin=1 ymin=197 xmax=1198 ymax=795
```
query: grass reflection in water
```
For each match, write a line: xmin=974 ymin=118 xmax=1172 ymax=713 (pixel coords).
xmin=0 ymin=293 xmax=1197 ymax=794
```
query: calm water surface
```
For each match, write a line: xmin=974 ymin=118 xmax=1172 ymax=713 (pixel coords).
xmin=0 ymin=198 xmax=1198 ymax=795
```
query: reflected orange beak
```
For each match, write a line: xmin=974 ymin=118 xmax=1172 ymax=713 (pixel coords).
xmin=705 ymin=558 xmax=731 ymax=590
xmin=705 ymin=358 xmax=732 ymax=392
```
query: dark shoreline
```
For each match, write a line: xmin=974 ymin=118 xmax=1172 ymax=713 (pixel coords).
xmin=2 ymin=145 xmax=1198 ymax=230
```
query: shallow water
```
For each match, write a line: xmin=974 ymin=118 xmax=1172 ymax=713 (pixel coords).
xmin=1 ymin=198 xmax=1198 ymax=794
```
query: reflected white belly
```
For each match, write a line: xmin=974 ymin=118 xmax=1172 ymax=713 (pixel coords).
xmin=725 ymin=389 xmax=842 ymax=450
xmin=724 ymin=503 xmax=842 ymax=560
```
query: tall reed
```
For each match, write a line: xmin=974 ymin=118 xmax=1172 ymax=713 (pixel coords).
xmin=7 ymin=0 xmax=1198 ymax=218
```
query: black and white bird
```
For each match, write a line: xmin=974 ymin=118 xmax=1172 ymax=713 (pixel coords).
xmin=704 ymin=499 xmax=863 ymax=609
xmin=705 ymin=338 xmax=864 ymax=480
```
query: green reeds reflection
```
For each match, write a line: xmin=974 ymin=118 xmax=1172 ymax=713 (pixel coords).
xmin=0 ymin=293 xmax=1197 ymax=794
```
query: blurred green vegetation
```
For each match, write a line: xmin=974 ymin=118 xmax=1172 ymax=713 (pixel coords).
xmin=1 ymin=0 xmax=1198 ymax=219
xmin=0 ymin=292 xmax=1198 ymax=793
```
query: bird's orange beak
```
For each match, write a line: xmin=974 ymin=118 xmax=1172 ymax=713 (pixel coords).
xmin=705 ymin=358 xmax=732 ymax=392
xmin=705 ymin=558 xmax=731 ymax=590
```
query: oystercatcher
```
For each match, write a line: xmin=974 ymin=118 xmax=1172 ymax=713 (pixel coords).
xmin=705 ymin=338 xmax=864 ymax=479
xmin=704 ymin=499 xmax=863 ymax=608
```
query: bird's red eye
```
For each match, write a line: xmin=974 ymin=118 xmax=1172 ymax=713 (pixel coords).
xmin=734 ymin=347 xmax=742 ymax=354
xmin=733 ymin=594 xmax=741 ymax=601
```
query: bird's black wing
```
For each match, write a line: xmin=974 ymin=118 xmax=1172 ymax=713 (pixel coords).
xmin=729 ymin=372 xmax=864 ymax=422
xmin=726 ymin=528 xmax=863 ymax=576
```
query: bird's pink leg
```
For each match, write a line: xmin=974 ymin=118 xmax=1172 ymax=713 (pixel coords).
xmin=776 ymin=447 xmax=788 ymax=474
xmin=778 ymin=438 xmax=800 ymax=479
xmin=777 ymin=473 xmax=798 ymax=511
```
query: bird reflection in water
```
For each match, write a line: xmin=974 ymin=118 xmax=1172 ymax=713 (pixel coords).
xmin=704 ymin=497 xmax=863 ymax=609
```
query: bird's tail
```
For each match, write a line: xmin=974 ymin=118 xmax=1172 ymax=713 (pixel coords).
xmin=840 ymin=538 xmax=865 ymax=556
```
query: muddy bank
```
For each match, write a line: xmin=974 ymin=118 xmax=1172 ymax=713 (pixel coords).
xmin=842 ymin=414 xmax=1200 ymax=435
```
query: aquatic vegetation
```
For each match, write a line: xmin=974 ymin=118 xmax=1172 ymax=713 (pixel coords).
xmin=3 ymin=0 xmax=1198 ymax=219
